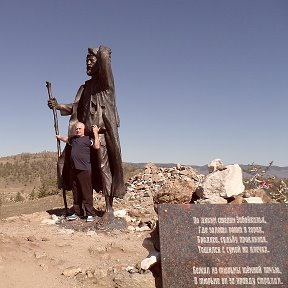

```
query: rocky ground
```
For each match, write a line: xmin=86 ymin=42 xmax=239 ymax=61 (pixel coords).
xmin=0 ymin=163 xmax=166 ymax=288
xmin=0 ymin=193 xmax=159 ymax=288
xmin=0 ymin=163 xmax=286 ymax=288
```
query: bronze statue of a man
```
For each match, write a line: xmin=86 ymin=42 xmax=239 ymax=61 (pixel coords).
xmin=48 ymin=45 xmax=125 ymax=221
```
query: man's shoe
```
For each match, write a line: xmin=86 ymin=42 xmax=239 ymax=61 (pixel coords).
xmin=66 ymin=214 xmax=79 ymax=221
xmin=86 ymin=216 xmax=95 ymax=222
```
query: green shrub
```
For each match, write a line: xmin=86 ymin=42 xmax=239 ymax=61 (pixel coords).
xmin=15 ymin=192 xmax=25 ymax=202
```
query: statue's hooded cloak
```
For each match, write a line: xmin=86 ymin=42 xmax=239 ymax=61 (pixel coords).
xmin=57 ymin=46 xmax=125 ymax=198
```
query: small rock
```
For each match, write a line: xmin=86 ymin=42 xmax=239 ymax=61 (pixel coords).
xmin=114 ymin=209 xmax=127 ymax=218
xmin=135 ymin=225 xmax=151 ymax=232
xmin=86 ymin=231 xmax=96 ymax=236
xmin=208 ymin=159 xmax=226 ymax=173
xmin=57 ymin=228 xmax=74 ymax=235
xmin=34 ymin=251 xmax=47 ymax=259
xmin=243 ymin=197 xmax=264 ymax=204
xmin=39 ymin=263 xmax=48 ymax=271
xmin=62 ymin=266 xmax=82 ymax=277
xmin=229 ymin=196 xmax=244 ymax=204
xmin=27 ymin=235 xmax=37 ymax=242
xmin=127 ymin=226 xmax=135 ymax=231
xmin=125 ymin=265 xmax=138 ymax=273
xmin=197 ymin=195 xmax=228 ymax=204
xmin=86 ymin=269 xmax=94 ymax=278
xmin=141 ymin=251 xmax=160 ymax=270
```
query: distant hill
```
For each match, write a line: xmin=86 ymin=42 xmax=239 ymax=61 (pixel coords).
xmin=0 ymin=152 xmax=59 ymax=204
xmin=240 ymin=164 xmax=288 ymax=179
xmin=1 ymin=152 xmax=287 ymax=204
xmin=0 ymin=152 xmax=144 ymax=204
xmin=120 ymin=162 xmax=288 ymax=179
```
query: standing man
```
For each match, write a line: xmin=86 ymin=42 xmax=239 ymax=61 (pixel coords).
xmin=48 ymin=45 xmax=125 ymax=222
xmin=57 ymin=122 xmax=100 ymax=222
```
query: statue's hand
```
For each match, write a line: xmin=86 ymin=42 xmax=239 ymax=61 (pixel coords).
xmin=48 ymin=97 xmax=58 ymax=109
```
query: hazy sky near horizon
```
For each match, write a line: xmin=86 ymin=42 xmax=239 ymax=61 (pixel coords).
xmin=0 ymin=1 xmax=287 ymax=166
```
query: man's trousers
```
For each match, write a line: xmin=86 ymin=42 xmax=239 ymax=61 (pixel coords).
xmin=72 ymin=169 xmax=95 ymax=216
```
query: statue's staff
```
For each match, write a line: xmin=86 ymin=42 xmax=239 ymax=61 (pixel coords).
xmin=45 ymin=81 xmax=61 ymax=158
xmin=45 ymin=81 xmax=68 ymax=215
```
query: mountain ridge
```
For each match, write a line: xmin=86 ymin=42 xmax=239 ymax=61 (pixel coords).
xmin=1 ymin=152 xmax=288 ymax=178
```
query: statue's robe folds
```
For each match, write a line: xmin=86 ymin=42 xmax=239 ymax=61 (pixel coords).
xmin=57 ymin=48 xmax=125 ymax=198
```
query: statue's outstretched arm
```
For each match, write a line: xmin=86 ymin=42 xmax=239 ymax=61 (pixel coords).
xmin=58 ymin=104 xmax=73 ymax=116
xmin=48 ymin=98 xmax=73 ymax=116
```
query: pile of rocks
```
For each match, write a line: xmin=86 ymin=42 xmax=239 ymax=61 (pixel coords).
xmin=125 ymin=162 xmax=204 ymax=207
xmin=122 ymin=160 xmax=277 ymax=220
xmin=123 ymin=160 xmax=275 ymax=215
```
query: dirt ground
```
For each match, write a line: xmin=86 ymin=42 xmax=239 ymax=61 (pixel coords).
xmin=0 ymin=194 xmax=160 ymax=288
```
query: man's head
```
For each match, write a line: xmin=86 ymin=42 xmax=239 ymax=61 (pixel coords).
xmin=74 ymin=122 xmax=85 ymax=137
xmin=86 ymin=48 xmax=98 ymax=76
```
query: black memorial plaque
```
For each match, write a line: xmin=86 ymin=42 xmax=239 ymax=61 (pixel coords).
xmin=159 ymin=204 xmax=287 ymax=287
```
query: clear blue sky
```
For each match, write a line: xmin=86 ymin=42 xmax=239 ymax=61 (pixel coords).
xmin=0 ymin=0 xmax=287 ymax=166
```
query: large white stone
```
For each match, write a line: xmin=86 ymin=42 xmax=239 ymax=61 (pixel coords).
xmin=196 ymin=164 xmax=245 ymax=198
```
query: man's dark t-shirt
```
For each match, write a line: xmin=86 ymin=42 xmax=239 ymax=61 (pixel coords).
xmin=69 ymin=136 xmax=94 ymax=171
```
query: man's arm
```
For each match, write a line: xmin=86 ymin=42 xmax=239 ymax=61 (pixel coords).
xmin=92 ymin=125 xmax=100 ymax=149
xmin=56 ymin=134 xmax=69 ymax=143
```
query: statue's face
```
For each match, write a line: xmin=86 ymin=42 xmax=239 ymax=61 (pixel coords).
xmin=86 ymin=54 xmax=97 ymax=76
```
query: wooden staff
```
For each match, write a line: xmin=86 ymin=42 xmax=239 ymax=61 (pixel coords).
xmin=46 ymin=81 xmax=61 ymax=158
xmin=45 ymin=81 xmax=68 ymax=215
